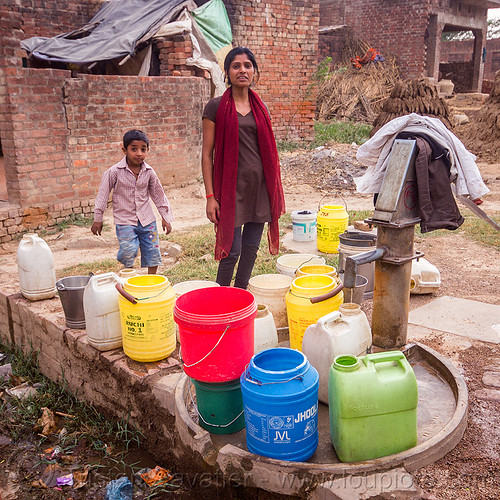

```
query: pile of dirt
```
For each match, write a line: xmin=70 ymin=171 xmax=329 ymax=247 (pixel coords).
xmin=279 ymin=143 xmax=367 ymax=193
xmin=455 ymin=69 xmax=500 ymax=163
xmin=315 ymin=54 xmax=400 ymax=123
xmin=371 ymin=78 xmax=454 ymax=136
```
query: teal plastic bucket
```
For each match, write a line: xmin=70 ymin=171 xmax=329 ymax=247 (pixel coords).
xmin=240 ymin=348 xmax=319 ymax=461
xmin=191 ymin=378 xmax=245 ymax=434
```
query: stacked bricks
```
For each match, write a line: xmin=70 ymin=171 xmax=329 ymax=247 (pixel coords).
xmin=223 ymin=0 xmax=319 ymax=141
xmin=439 ymin=61 xmax=474 ymax=93
xmin=319 ymin=27 xmax=348 ymax=65
xmin=156 ymin=34 xmax=210 ymax=78
xmin=0 ymin=200 xmax=95 ymax=244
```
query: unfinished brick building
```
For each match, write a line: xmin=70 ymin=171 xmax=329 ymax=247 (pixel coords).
xmin=319 ymin=0 xmax=500 ymax=92
xmin=0 ymin=0 xmax=318 ymax=242
xmin=441 ymin=37 xmax=500 ymax=91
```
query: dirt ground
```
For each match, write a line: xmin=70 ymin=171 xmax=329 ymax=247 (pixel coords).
xmin=0 ymin=143 xmax=499 ymax=499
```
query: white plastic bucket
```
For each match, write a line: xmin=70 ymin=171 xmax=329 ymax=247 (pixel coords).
xmin=291 ymin=210 xmax=317 ymax=242
xmin=17 ymin=233 xmax=57 ymax=301
xmin=276 ymin=254 xmax=326 ymax=278
xmin=248 ymin=274 xmax=293 ymax=329
xmin=173 ymin=280 xmax=219 ymax=297
xmin=83 ymin=272 xmax=122 ymax=351
xmin=254 ymin=304 xmax=278 ymax=354
xmin=410 ymin=258 xmax=441 ymax=294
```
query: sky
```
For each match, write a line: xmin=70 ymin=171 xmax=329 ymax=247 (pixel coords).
xmin=489 ymin=8 xmax=500 ymax=20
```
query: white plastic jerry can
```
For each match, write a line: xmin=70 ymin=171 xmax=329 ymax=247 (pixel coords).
xmin=410 ymin=257 xmax=441 ymax=294
xmin=254 ymin=304 xmax=279 ymax=354
xmin=17 ymin=233 xmax=57 ymax=301
xmin=83 ymin=272 xmax=123 ymax=351
xmin=302 ymin=303 xmax=372 ymax=404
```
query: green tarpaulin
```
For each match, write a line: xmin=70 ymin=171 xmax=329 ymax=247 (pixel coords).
xmin=192 ymin=0 xmax=232 ymax=56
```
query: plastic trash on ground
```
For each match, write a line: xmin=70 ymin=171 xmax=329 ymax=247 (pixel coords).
xmin=140 ymin=465 xmax=173 ymax=488
xmin=105 ymin=476 xmax=133 ymax=500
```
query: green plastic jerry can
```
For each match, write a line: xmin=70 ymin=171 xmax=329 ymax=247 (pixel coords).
xmin=329 ymin=351 xmax=418 ymax=462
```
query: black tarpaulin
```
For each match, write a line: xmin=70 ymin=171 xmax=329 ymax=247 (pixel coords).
xmin=21 ymin=0 xmax=190 ymax=64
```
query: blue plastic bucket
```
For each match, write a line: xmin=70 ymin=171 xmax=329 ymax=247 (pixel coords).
xmin=240 ymin=348 xmax=319 ymax=461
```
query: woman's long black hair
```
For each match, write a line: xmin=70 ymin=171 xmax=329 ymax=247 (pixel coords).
xmin=223 ymin=46 xmax=260 ymax=84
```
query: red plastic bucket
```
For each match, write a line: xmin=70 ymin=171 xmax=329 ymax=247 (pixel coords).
xmin=174 ymin=287 xmax=257 ymax=382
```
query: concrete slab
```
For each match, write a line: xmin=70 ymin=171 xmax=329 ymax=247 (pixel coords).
xmin=282 ymin=231 xmax=323 ymax=255
xmin=408 ymin=296 xmax=500 ymax=344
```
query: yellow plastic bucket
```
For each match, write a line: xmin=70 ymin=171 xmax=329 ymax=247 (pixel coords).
xmin=286 ymin=274 xmax=343 ymax=351
xmin=316 ymin=205 xmax=349 ymax=254
xmin=117 ymin=275 xmax=176 ymax=362
xmin=295 ymin=264 xmax=338 ymax=279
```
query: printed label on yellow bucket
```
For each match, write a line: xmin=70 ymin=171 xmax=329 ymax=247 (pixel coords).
xmin=118 ymin=275 xmax=176 ymax=362
xmin=286 ymin=274 xmax=343 ymax=351
xmin=317 ymin=205 xmax=349 ymax=254
xmin=124 ymin=313 xmax=171 ymax=342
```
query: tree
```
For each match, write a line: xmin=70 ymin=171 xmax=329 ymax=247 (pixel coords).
xmin=441 ymin=18 xmax=500 ymax=41
xmin=488 ymin=17 xmax=500 ymax=39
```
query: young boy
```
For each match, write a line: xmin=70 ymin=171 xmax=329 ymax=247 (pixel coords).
xmin=91 ymin=129 xmax=173 ymax=274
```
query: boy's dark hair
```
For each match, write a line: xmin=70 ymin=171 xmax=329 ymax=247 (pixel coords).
xmin=123 ymin=129 xmax=149 ymax=149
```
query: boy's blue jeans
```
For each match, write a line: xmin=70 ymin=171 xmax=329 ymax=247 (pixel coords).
xmin=116 ymin=221 xmax=162 ymax=268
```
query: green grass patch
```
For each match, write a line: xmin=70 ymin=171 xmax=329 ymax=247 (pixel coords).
xmin=58 ymin=258 xmax=122 ymax=279
xmin=163 ymin=224 xmax=219 ymax=283
xmin=277 ymin=140 xmax=302 ymax=152
xmin=313 ymin=120 xmax=372 ymax=147
xmin=163 ymin=212 xmax=343 ymax=284
xmin=347 ymin=209 xmax=373 ymax=226
xmin=0 ymin=342 xmax=142 ymax=452
xmin=415 ymin=210 xmax=500 ymax=249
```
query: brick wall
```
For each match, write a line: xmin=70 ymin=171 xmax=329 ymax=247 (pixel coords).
xmin=344 ymin=1 xmax=430 ymax=80
xmin=156 ymin=33 xmax=210 ymax=78
xmin=223 ymin=0 xmax=319 ymax=140
xmin=439 ymin=61 xmax=473 ymax=93
xmin=319 ymin=27 xmax=348 ymax=65
xmin=319 ymin=0 xmax=345 ymax=28
xmin=0 ymin=67 xmax=210 ymax=241
xmin=441 ymin=38 xmax=500 ymax=81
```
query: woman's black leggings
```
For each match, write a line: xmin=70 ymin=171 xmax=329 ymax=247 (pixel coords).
xmin=216 ymin=222 xmax=265 ymax=289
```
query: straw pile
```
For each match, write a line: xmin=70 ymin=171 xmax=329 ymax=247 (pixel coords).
xmin=370 ymin=78 xmax=453 ymax=136
xmin=316 ymin=45 xmax=400 ymax=123
xmin=455 ymin=69 xmax=500 ymax=162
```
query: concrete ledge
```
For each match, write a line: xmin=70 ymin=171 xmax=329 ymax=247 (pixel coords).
xmin=0 ymin=288 xmax=469 ymax=497
xmin=0 ymin=288 xmax=184 ymax=466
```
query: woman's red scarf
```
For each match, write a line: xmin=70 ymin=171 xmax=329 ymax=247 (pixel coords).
xmin=213 ymin=87 xmax=285 ymax=260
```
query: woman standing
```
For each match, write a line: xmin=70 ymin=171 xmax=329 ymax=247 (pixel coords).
xmin=202 ymin=47 xmax=285 ymax=288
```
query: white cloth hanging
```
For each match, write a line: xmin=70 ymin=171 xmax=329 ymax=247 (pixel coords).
xmin=355 ymin=113 xmax=489 ymax=200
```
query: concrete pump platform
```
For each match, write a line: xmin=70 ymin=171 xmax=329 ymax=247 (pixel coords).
xmin=0 ymin=286 xmax=469 ymax=498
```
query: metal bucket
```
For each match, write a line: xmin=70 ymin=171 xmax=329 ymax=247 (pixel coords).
xmin=56 ymin=276 xmax=91 ymax=329
xmin=341 ymin=274 xmax=368 ymax=305
xmin=338 ymin=231 xmax=377 ymax=299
